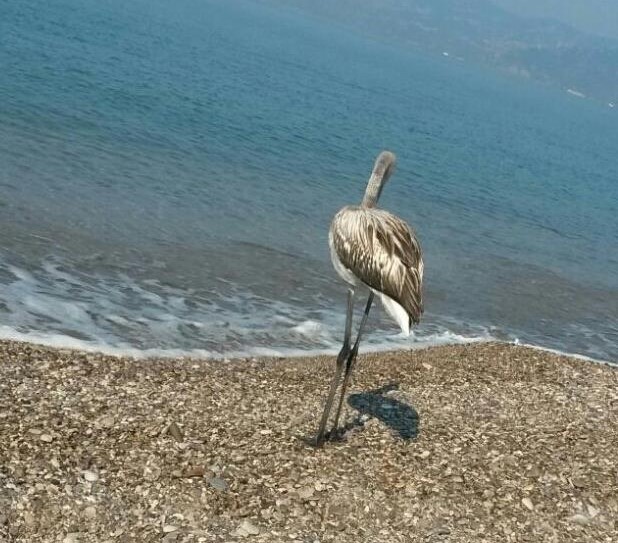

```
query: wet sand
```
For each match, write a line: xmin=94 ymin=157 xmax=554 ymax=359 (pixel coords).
xmin=0 ymin=340 xmax=616 ymax=542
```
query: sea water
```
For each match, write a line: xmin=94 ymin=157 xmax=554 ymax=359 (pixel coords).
xmin=1 ymin=0 xmax=617 ymax=360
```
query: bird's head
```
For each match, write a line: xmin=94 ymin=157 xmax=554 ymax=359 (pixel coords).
xmin=374 ymin=151 xmax=396 ymax=183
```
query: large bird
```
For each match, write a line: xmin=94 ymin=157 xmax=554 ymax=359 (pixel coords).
xmin=315 ymin=151 xmax=424 ymax=446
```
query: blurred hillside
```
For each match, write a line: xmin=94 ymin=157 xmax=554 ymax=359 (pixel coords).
xmin=254 ymin=0 xmax=618 ymax=103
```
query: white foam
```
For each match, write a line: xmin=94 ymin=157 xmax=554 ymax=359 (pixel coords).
xmin=7 ymin=265 xmax=35 ymax=282
xmin=105 ymin=314 xmax=130 ymax=325
xmin=291 ymin=320 xmax=325 ymax=338
xmin=1 ymin=258 xmax=614 ymax=365
xmin=0 ymin=323 xmax=492 ymax=360
xmin=2 ymin=321 xmax=612 ymax=367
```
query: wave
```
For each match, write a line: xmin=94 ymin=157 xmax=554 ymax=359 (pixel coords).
xmin=0 ymin=256 xmax=497 ymax=355
xmin=0 ymin=322 xmax=493 ymax=360
xmin=2 ymin=324 xmax=614 ymax=367
xmin=1 ymin=257 xmax=614 ymax=365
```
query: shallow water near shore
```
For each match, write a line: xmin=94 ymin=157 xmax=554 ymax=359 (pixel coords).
xmin=1 ymin=0 xmax=617 ymax=361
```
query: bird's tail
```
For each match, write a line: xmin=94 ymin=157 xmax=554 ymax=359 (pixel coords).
xmin=376 ymin=291 xmax=410 ymax=336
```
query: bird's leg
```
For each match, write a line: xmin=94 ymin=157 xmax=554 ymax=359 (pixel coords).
xmin=331 ymin=292 xmax=375 ymax=435
xmin=315 ymin=288 xmax=354 ymax=446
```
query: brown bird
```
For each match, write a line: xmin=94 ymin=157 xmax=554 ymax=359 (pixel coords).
xmin=315 ymin=151 xmax=424 ymax=446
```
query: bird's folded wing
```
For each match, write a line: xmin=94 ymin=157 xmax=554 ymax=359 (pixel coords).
xmin=331 ymin=208 xmax=424 ymax=324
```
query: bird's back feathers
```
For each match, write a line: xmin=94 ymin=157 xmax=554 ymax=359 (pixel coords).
xmin=329 ymin=206 xmax=424 ymax=329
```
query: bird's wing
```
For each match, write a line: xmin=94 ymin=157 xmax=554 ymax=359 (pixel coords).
xmin=330 ymin=207 xmax=424 ymax=324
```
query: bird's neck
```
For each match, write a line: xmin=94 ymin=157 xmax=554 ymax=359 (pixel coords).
xmin=361 ymin=152 xmax=395 ymax=208
xmin=361 ymin=172 xmax=386 ymax=208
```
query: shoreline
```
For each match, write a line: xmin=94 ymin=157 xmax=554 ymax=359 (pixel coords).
xmin=1 ymin=339 xmax=617 ymax=542
xmin=0 ymin=329 xmax=614 ymax=367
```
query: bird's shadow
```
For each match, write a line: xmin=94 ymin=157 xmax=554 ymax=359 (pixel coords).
xmin=319 ymin=383 xmax=419 ymax=444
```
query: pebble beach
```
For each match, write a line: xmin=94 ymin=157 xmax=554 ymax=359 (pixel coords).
xmin=0 ymin=340 xmax=616 ymax=542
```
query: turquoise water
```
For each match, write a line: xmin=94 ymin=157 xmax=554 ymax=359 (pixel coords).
xmin=1 ymin=0 xmax=617 ymax=360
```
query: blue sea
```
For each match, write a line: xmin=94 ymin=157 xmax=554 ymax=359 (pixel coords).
xmin=1 ymin=0 xmax=617 ymax=361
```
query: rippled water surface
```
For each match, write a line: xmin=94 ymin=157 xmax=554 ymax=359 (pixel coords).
xmin=1 ymin=0 xmax=617 ymax=360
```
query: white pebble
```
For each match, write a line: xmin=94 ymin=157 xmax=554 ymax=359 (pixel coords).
xmin=82 ymin=470 xmax=98 ymax=482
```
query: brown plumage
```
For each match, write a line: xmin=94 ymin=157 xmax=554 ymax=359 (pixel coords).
xmin=329 ymin=205 xmax=423 ymax=331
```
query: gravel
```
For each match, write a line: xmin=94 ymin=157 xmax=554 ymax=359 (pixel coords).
xmin=0 ymin=339 xmax=616 ymax=542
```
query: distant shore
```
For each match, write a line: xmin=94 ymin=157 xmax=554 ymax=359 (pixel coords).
xmin=1 ymin=339 xmax=616 ymax=542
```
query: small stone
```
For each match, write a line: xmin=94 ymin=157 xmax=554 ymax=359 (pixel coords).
xmin=568 ymin=514 xmax=590 ymax=525
xmin=63 ymin=534 xmax=80 ymax=543
xmin=83 ymin=506 xmax=96 ymax=519
xmin=314 ymin=481 xmax=325 ymax=492
xmin=82 ymin=470 xmax=98 ymax=482
xmin=420 ymin=450 xmax=430 ymax=459
xmin=522 ymin=497 xmax=534 ymax=511
xmin=23 ymin=512 xmax=36 ymax=526
xmin=503 ymin=455 xmax=518 ymax=467
xmin=167 ymin=422 xmax=183 ymax=442
xmin=571 ymin=476 xmax=586 ymax=488
xmin=528 ymin=465 xmax=542 ymax=477
xmin=235 ymin=520 xmax=260 ymax=537
xmin=98 ymin=416 xmax=115 ymax=428
xmin=587 ymin=504 xmax=600 ymax=518
xmin=430 ymin=525 xmax=450 ymax=536
xmin=208 ymin=477 xmax=229 ymax=492
xmin=40 ymin=434 xmax=53 ymax=443
xmin=184 ymin=466 xmax=205 ymax=478
xmin=143 ymin=466 xmax=161 ymax=482
xmin=163 ymin=525 xmax=179 ymax=533
xmin=296 ymin=486 xmax=315 ymax=500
